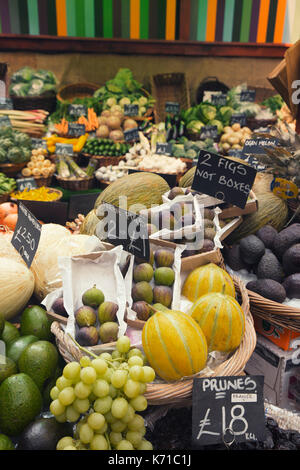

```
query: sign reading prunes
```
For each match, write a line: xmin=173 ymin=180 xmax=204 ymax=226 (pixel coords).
xmin=0 ymin=98 xmax=13 ymax=109
xmin=31 ymin=138 xmax=48 ymax=150
xmin=192 ymin=376 xmax=265 ymax=447
xmin=95 ymin=202 xmax=150 ymax=261
xmin=68 ymin=104 xmax=87 ymax=117
xmin=191 ymin=150 xmax=257 ymax=209
xmin=124 ymin=127 xmax=139 ymax=142
xmin=240 ymin=89 xmax=256 ymax=102
xmin=242 ymin=137 xmax=281 ymax=155
xmin=68 ymin=123 xmax=86 ymax=137
xmin=16 ymin=177 xmax=38 ymax=192
xmin=11 ymin=202 xmax=42 ymax=268
xmin=0 ymin=115 xmax=11 ymax=127
xmin=199 ymin=125 xmax=219 ymax=140
xmin=230 ymin=113 xmax=247 ymax=126
xmin=211 ymin=93 xmax=227 ymax=107
xmin=124 ymin=104 xmax=139 ymax=116
xmin=165 ymin=101 xmax=180 ymax=115
xmin=156 ymin=142 xmax=173 ymax=156
xmin=55 ymin=143 xmax=74 ymax=156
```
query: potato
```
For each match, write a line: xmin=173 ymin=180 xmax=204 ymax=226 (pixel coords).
xmin=222 ymin=143 xmax=231 ymax=151
xmin=231 ymin=123 xmax=241 ymax=132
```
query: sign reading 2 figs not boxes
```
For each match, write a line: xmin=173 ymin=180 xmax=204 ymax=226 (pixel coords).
xmin=192 ymin=376 xmax=265 ymax=447
xmin=191 ymin=150 xmax=257 ymax=209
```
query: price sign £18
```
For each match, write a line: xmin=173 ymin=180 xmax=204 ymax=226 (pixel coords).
xmin=11 ymin=203 xmax=42 ymax=268
xmin=192 ymin=376 xmax=265 ymax=448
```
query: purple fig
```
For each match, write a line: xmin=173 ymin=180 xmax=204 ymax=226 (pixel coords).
xmin=98 ymin=301 xmax=119 ymax=324
xmin=168 ymin=187 xmax=185 ymax=200
xmin=154 ymin=267 xmax=175 ymax=287
xmin=99 ymin=322 xmax=119 ymax=343
xmin=132 ymin=282 xmax=153 ymax=304
xmin=75 ymin=306 xmax=97 ymax=327
xmin=154 ymin=248 xmax=174 ymax=268
xmin=82 ymin=285 xmax=105 ymax=308
xmin=153 ymin=286 xmax=173 ymax=308
xmin=76 ymin=326 xmax=99 ymax=346
xmin=133 ymin=263 xmax=154 ymax=283
xmin=51 ymin=297 xmax=68 ymax=317
xmin=132 ymin=301 xmax=151 ymax=321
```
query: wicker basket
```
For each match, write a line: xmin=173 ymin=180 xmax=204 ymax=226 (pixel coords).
xmin=82 ymin=153 xmax=125 ymax=168
xmin=10 ymin=93 xmax=57 ymax=114
xmin=151 ymin=73 xmax=190 ymax=123
xmin=0 ymin=162 xmax=27 ymax=177
xmin=57 ymin=83 xmax=99 ymax=102
xmin=11 ymin=188 xmax=63 ymax=202
xmin=55 ymin=176 xmax=94 ymax=191
xmin=34 ymin=174 xmax=54 ymax=188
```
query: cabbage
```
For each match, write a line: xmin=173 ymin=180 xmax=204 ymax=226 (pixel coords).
xmin=186 ymin=120 xmax=205 ymax=134
xmin=218 ymin=106 xmax=234 ymax=126
xmin=13 ymin=132 xmax=31 ymax=147
xmin=9 ymin=83 xmax=30 ymax=97
xmin=7 ymin=147 xmax=23 ymax=163
xmin=27 ymin=79 xmax=44 ymax=96
xmin=0 ymin=148 xmax=6 ymax=163
xmin=209 ymin=119 xmax=223 ymax=134
xmin=197 ymin=104 xmax=217 ymax=124
xmin=10 ymin=66 xmax=34 ymax=84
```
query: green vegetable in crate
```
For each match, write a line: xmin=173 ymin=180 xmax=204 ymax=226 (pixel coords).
xmin=217 ymin=106 xmax=234 ymax=126
xmin=186 ymin=120 xmax=205 ymax=134
xmin=57 ymin=156 xmax=71 ymax=178
xmin=7 ymin=147 xmax=23 ymax=164
xmin=209 ymin=119 xmax=223 ymax=134
xmin=9 ymin=67 xmax=57 ymax=97
xmin=64 ymin=156 xmax=88 ymax=178
xmin=197 ymin=103 xmax=217 ymax=124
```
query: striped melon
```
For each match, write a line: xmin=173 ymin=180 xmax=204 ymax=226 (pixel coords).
xmin=189 ymin=292 xmax=245 ymax=353
xmin=94 ymin=172 xmax=170 ymax=216
xmin=142 ymin=310 xmax=208 ymax=381
xmin=182 ymin=263 xmax=236 ymax=302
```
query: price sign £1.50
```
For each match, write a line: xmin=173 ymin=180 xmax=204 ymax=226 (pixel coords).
xmin=11 ymin=203 xmax=42 ymax=268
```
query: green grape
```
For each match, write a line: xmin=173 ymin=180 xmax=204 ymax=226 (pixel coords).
xmin=63 ymin=445 xmax=77 ymax=451
xmin=63 ymin=362 xmax=81 ymax=381
xmin=109 ymin=384 xmax=118 ymax=399
xmin=111 ymin=350 xmax=120 ymax=360
xmin=56 ymin=376 xmax=73 ymax=391
xmin=110 ymin=419 xmax=127 ymax=433
xmin=111 ymin=397 xmax=129 ymax=419
xmin=116 ymin=439 xmax=134 ymax=450
xmin=99 ymin=352 xmax=112 ymax=361
xmin=128 ymin=356 xmax=144 ymax=367
xmin=58 ymin=387 xmax=76 ymax=406
xmin=94 ymin=396 xmax=113 ymax=414
xmin=112 ymin=361 xmax=121 ymax=368
xmin=130 ymin=395 xmax=147 ymax=412
xmin=66 ymin=405 xmax=81 ymax=423
xmin=129 ymin=365 xmax=143 ymax=382
xmin=73 ymin=398 xmax=90 ymax=414
xmin=55 ymin=411 xmax=67 ymax=423
xmin=90 ymin=434 xmax=109 ymax=450
xmin=141 ymin=366 xmax=155 ymax=383
xmin=80 ymin=367 xmax=97 ymax=385
xmin=74 ymin=381 xmax=92 ymax=399
xmin=93 ymin=378 xmax=110 ymax=397
xmin=127 ymin=414 xmax=145 ymax=431
xmin=95 ymin=422 xmax=108 ymax=435
xmin=91 ymin=358 xmax=107 ymax=375
xmin=101 ymin=368 xmax=112 ymax=383
xmin=123 ymin=379 xmax=141 ymax=399
xmin=80 ymin=356 xmax=92 ymax=368
xmin=137 ymin=439 xmax=153 ymax=450
xmin=89 ymin=392 xmax=97 ymax=402
xmin=126 ymin=431 xmax=143 ymax=448
xmin=79 ymin=423 xmax=94 ymax=445
xmin=109 ymin=431 xmax=123 ymax=447
xmin=140 ymin=425 xmax=146 ymax=437
xmin=116 ymin=336 xmax=131 ymax=354
xmin=139 ymin=383 xmax=146 ymax=394
xmin=50 ymin=399 xmax=65 ymax=416
xmin=127 ymin=348 xmax=143 ymax=359
xmin=111 ymin=369 xmax=128 ymax=389
xmin=56 ymin=436 xmax=74 ymax=450
xmin=104 ymin=410 xmax=118 ymax=424
xmin=87 ymin=412 xmax=105 ymax=431
xmin=50 ymin=386 xmax=60 ymax=400
xmin=121 ymin=404 xmax=135 ymax=424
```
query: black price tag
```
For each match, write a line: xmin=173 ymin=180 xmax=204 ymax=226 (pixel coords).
xmin=68 ymin=104 xmax=87 ymax=117
xmin=95 ymin=202 xmax=150 ymax=261
xmin=11 ymin=202 xmax=42 ymax=268
xmin=31 ymin=138 xmax=47 ymax=150
xmin=243 ymin=137 xmax=281 ymax=155
xmin=240 ymin=89 xmax=256 ymax=102
xmin=124 ymin=104 xmax=139 ymax=116
xmin=0 ymin=98 xmax=13 ymax=110
xmin=55 ymin=143 xmax=74 ymax=156
xmin=191 ymin=149 xmax=257 ymax=209
xmin=230 ymin=113 xmax=247 ymax=126
xmin=156 ymin=142 xmax=173 ymax=156
xmin=16 ymin=177 xmax=38 ymax=192
xmin=192 ymin=376 xmax=265 ymax=448
xmin=68 ymin=123 xmax=86 ymax=137
xmin=199 ymin=125 xmax=219 ymax=140
xmin=124 ymin=128 xmax=139 ymax=142
xmin=0 ymin=115 xmax=11 ymax=127
xmin=211 ymin=94 xmax=227 ymax=107
xmin=165 ymin=101 xmax=180 ymax=115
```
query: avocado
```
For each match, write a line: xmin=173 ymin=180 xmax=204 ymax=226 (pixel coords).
xmin=282 ymin=244 xmax=300 ymax=276
xmin=0 ymin=434 xmax=15 ymax=450
xmin=20 ymin=305 xmax=52 ymax=341
xmin=0 ymin=313 xmax=4 ymax=338
xmin=6 ymin=335 xmax=39 ymax=364
xmin=224 ymin=244 xmax=251 ymax=272
xmin=0 ymin=356 xmax=18 ymax=384
xmin=239 ymin=235 xmax=265 ymax=265
xmin=0 ymin=373 xmax=42 ymax=436
xmin=246 ymin=279 xmax=286 ymax=303
xmin=18 ymin=417 xmax=73 ymax=451
xmin=256 ymin=225 xmax=278 ymax=250
xmin=1 ymin=322 xmax=20 ymax=346
xmin=282 ymin=274 xmax=300 ymax=299
xmin=256 ymin=251 xmax=284 ymax=283
xmin=273 ymin=224 xmax=300 ymax=259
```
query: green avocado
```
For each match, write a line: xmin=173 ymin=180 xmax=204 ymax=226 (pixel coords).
xmin=0 ymin=434 xmax=15 ymax=450
xmin=1 ymin=322 xmax=20 ymax=346
xmin=17 ymin=417 xmax=73 ymax=451
xmin=6 ymin=335 xmax=39 ymax=364
xmin=20 ymin=305 xmax=52 ymax=341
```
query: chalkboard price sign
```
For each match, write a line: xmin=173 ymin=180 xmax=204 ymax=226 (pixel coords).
xmin=192 ymin=376 xmax=265 ymax=447
xmin=240 ymin=89 xmax=256 ymax=102
xmin=199 ymin=125 xmax=219 ymax=140
xmin=230 ymin=113 xmax=247 ymax=127
xmin=243 ymin=137 xmax=281 ymax=155
xmin=124 ymin=104 xmax=139 ymax=116
xmin=55 ymin=143 xmax=74 ymax=156
xmin=191 ymin=149 xmax=257 ymax=209
xmin=95 ymin=202 xmax=150 ymax=261
xmin=165 ymin=101 xmax=180 ymax=115
xmin=31 ymin=138 xmax=48 ymax=150
xmin=11 ymin=202 xmax=42 ymax=268
xmin=68 ymin=104 xmax=87 ymax=117
xmin=68 ymin=123 xmax=86 ymax=137
xmin=156 ymin=142 xmax=173 ymax=156
xmin=0 ymin=98 xmax=13 ymax=110
xmin=0 ymin=115 xmax=11 ymax=127
xmin=124 ymin=128 xmax=140 ymax=142
xmin=16 ymin=177 xmax=38 ymax=192
xmin=211 ymin=93 xmax=227 ymax=107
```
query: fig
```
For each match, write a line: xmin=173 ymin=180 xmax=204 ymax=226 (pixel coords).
xmin=204 ymin=218 xmax=214 ymax=228
xmin=147 ymin=223 xmax=158 ymax=235
xmin=168 ymin=187 xmax=185 ymax=200
xmin=132 ymin=282 xmax=153 ymax=304
xmin=133 ymin=263 xmax=154 ymax=283
xmin=135 ymin=248 xmax=154 ymax=266
xmin=154 ymin=211 xmax=175 ymax=231
xmin=75 ymin=306 xmax=97 ymax=327
xmin=175 ymin=214 xmax=196 ymax=230
xmin=76 ymin=326 xmax=99 ymax=346
xmin=99 ymin=322 xmax=119 ymax=343
xmin=204 ymin=208 xmax=215 ymax=220
xmin=132 ymin=301 xmax=151 ymax=321
xmin=204 ymin=228 xmax=216 ymax=241
xmin=199 ymin=239 xmax=215 ymax=253
xmin=154 ymin=248 xmax=174 ymax=268
xmin=171 ymin=201 xmax=193 ymax=217
xmin=153 ymin=286 xmax=173 ymax=308
xmin=152 ymin=303 xmax=169 ymax=312
xmin=154 ymin=267 xmax=175 ymax=287
xmin=98 ymin=301 xmax=119 ymax=324
xmin=82 ymin=285 xmax=105 ymax=308
xmin=51 ymin=297 xmax=68 ymax=317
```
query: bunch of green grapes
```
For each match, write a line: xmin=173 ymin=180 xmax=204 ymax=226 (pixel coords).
xmin=49 ymin=336 xmax=154 ymax=451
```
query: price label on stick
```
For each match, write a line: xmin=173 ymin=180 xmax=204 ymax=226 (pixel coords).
xmin=199 ymin=125 xmax=218 ymax=140
xmin=16 ymin=177 xmax=38 ymax=192
xmin=165 ymin=101 xmax=180 ymax=115
xmin=240 ymin=89 xmax=256 ymax=102
xmin=95 ymin=202 xmax=150 ymax=261
xmin=191 ymin=149 xmax=257 ymax=209
xmin=230 ymin=113 xmax=247 ymax=127
xmin=11 ymin=203 xmax=42 ymax=268
xmin=67 ymin=123 xmax=86 ymax=137
xmin=68 ymin=104 xmax=87 ymax=117
xmin=124 ymin=104 xmax=139 ymax=116
xmin=55 ymin=143 xmax=74 ymax=156
xmin=0 ymin=115 xmax=11 ymax=128
xmin=192 ymin=376 xmax=265 ymax=448
xmin=31 ymin=138 xmax=48 ymax=150
xmin=211 ymin=94 xmax=227 ymax=107
xmin=156 ymin=142 xmax=173 ymax=156
xmin=124 ymin=128 xmax=139 ymax=142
